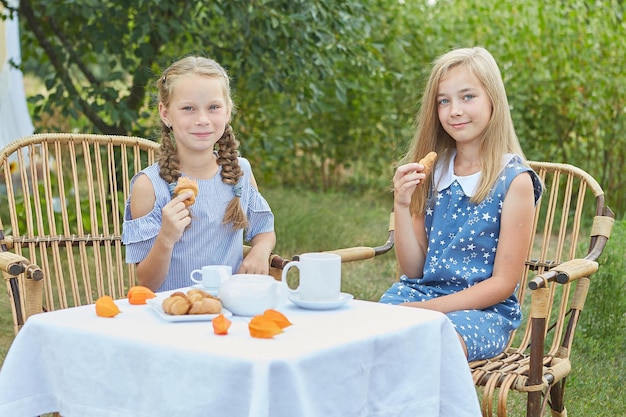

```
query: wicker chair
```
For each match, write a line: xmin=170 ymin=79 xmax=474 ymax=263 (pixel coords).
xmin=0 ymin=133 xmax=288 ymax=335
xmin=320 ymin=161 xmax=614 ymax=417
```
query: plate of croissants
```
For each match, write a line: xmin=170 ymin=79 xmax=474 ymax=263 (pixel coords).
xmin=146 ymin=288 xmax=232 ymax=322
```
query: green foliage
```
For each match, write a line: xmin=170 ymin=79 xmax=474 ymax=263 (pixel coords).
xmin=8 ymin=0 xmax=626 ymax=212
xmin=579 ymin=219 xmax=626 ymax=339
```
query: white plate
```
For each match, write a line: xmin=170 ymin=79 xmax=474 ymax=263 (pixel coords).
xmin=288 ymin=292 xmax=354 ymax=310
xmin=146 ymin=298 xmax=232 ymax=322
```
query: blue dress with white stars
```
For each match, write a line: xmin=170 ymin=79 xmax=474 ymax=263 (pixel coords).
xmin=380 ymin=152 xmax=543 ymax=361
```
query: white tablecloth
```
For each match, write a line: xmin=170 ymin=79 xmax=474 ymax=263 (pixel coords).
xmin=0 ymin=292 xmax=480 ymax=417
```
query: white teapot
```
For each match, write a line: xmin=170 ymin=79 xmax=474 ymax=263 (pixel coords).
xmin=219 ymin=274 xmax=285 ymax=316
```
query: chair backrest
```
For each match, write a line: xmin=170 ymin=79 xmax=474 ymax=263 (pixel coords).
xmin=503 ymin=161 xmax=613 ymax=356
xmin=1 ymin=133 xmax=159 ymax=333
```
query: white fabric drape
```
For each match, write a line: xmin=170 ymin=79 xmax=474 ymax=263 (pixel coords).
xmin=0 ymin=1 xmax=34 ymax=150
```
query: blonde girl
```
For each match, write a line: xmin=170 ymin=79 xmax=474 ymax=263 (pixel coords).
xmin=122 ymin=56 xmax=275 ymax=292
xmin=381 ymin=47 xmax=543 ymax=361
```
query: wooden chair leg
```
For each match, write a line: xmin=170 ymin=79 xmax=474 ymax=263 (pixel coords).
xmin=548 ymin=378 xmax=567 ymax=416
xmin=8 ymin=277 xmax=24 ymax=327
xmin=526 ymin=389 xmax=544 ymax=417
xmin=527 ymin=311 xmax=547 ymax=417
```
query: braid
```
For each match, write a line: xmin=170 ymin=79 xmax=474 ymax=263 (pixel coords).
xmin=157 ymin=125 xmax=182 ymax=185
xmin=216 ymin=124 xmax=243 ymax=185
xmin=218 ymin=125 xmax=248 ymax=230
xmin=157 ymin=125 xmax=195 ymax=222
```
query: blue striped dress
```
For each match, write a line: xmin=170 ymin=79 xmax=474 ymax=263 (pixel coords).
xmin=122 ymin=157 xmax=274 ymax=292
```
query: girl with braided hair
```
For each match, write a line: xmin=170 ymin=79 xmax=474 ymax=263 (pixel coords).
xmin=122 ymin=56 xmax=275 ymax=292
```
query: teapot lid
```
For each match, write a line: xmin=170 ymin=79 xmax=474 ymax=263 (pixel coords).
xmin=229 ymin=273 xmax=275 ymax=284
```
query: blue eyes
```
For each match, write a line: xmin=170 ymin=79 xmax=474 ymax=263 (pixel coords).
xmin=438 ymin=95 xmax=475 ymax=106
xmin=182 ymin=105 xmax=222 ymax=111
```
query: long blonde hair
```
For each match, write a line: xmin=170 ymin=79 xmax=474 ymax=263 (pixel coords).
xmin=404 ymin=47 xmax=526 ymax=215
xmin=156 ymin=56 xmax=248 ymax=230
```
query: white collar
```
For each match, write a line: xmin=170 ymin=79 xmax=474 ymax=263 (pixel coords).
xmin=433 ymin=151 xmax=516 ymax=197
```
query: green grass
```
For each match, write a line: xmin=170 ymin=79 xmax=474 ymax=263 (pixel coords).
xmin=265 ymin=187 xmax=399 ymax=302
xmin=1 ymin=187 xmax=624 ymax=416
xmin=0 ymin=291 xmax=14 ymax=364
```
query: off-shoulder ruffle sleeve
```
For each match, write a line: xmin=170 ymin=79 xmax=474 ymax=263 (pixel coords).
xmin=121 ymin=203 xmax=162 ymax=244
xmin=121 ymin=166 xmax=168 ymax=264
xmin=122 ymin=200 xmax=164 ymax=264
xmin=237 ymin=158 xmax=274 ymax=242
xmin=245 ymin=185 xmax=274 ymax=241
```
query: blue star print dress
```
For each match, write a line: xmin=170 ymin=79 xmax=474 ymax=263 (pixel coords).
xmin=380 ymin=152 xmax=543 ymax=361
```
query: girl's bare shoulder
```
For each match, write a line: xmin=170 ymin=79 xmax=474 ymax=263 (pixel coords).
xmin=130 ymin=174 xmax=157 ymax=219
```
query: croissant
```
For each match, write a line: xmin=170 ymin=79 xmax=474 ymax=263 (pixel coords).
xmin=162 ymin=294 xmax=191 ymax=315
xmin=418 ymin=151 xmax=438 ymax=177
xmin=173 ymin=177 xmax=199 ymax=207
xmin=187 ymin=293 xmax=204 ymax=304
xmin=189 ymin=297 xmax=222 ymax=315
xmin=187 ymin=288 xmax=208 ymax=298
xmin=171 ymin=291 xmax=187 ymax=298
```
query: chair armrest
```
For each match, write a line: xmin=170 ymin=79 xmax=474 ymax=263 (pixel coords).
xmin=528 ymin=258 xmax=598 ymax=290
xmin=291 ymin=210 xmax=395 ymax=264
xmin=243 ymin=245 xmax=291 ymax=271
xmin=0 ymin=251 xmax=28 ymax=276
xmin=1 ymin=252 xmax=45 ymax=333
xmin=323 ymin=247 xmax=377 ymax=263
xmin=0 ymin=252 xmax=44 ymax=281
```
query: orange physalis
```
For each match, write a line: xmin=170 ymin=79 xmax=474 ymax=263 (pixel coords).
xmin=248 ymin=315 xmax=283 ymax=339
xmin=95 ymin=296 xmax=121 ymax=318
xmin=262 ymin=309 xmax=292 ymax=329
xmin=212 ymin=314 xmax=232 ymax=335
xmin=127 ymin=286 xmax=156 ymax=305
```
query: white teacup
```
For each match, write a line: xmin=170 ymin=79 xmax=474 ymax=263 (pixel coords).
xmin=190 ymin=265 xmax=232 ymax=292
xmin=281 ymin=252 xmax=341 ymax=302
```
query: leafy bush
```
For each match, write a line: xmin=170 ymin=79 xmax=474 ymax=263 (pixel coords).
xmin=579 ymin=219 xmax=626 ymax=340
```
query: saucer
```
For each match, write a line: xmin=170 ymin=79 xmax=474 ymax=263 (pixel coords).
xmin=191 ymin=284 xmax=219 ymax=296
xmin=288 ymin=292 xmax=354 ymax=310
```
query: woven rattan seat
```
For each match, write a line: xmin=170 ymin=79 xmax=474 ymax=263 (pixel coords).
xmin=0 ymin=133 xmax=288 ymax=335
xmin=319 ymin=161 xmax=615 ymax=417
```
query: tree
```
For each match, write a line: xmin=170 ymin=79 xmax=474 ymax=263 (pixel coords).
xmin=9 ymin=0 xmax=381 ymax=139
xmin=5 ymin=0 xmax=626 ymax=212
